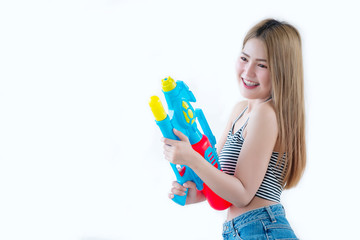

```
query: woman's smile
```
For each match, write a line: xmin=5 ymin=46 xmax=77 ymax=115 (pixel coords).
xmin=242 ymin=77 xmax=260 ymax=89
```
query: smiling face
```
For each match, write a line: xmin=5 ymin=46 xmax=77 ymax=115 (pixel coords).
xmin=236 ymin=38 xmax=272 ymax=100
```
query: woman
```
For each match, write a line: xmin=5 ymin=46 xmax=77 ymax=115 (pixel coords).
xmin=162 ymin=19 xmax=305 ymax=239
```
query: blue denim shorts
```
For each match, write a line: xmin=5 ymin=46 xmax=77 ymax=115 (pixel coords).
xmin=222 ymin=204 xmax=298 ymax=240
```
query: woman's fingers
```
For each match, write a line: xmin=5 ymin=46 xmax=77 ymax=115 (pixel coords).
xmin=172 ymin=181 xmax=187 ymax=191
xmin=169 ymin=181 xmax=187 ymax=198
xmin=183 ymin=181 xmax=196 ymax=189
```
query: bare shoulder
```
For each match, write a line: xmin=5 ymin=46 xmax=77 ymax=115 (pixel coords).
xmin=252 ymin=102 xmax=276 ymax=119
xmin=250 ymin=102 xmax=278 ymax=132
xmin=223 ymin=100 xmax=248 ymax=133
xmin=230 ymin=100 xmax=248 ymax=121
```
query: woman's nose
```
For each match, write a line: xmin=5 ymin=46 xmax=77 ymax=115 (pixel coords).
xmin=244 ymin=63 xmax=256 ymax=78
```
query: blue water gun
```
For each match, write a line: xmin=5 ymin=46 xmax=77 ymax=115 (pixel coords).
xmin=149 ymin=76 xmax=231 ymax=210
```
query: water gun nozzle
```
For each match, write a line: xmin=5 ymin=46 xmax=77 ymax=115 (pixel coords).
xmin=162 ymin=76 xmax=177 ymax=92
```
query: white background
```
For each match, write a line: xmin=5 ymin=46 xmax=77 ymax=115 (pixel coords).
xmin=1 ymin=0 xmax=359 ymax=239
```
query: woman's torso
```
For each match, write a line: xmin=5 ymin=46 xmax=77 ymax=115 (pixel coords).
xmin=219 ymin=102 xmax=284 ymax=221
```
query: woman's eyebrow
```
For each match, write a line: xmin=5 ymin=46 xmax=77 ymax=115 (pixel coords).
xmin=241 ymin=52 xmax=267 ymax=62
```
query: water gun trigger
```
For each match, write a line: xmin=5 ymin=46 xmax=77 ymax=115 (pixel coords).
xmin=169 ymin=163 xmax=203 ymax=205
xmin=176 ymin=164 xmax=204 ymax=191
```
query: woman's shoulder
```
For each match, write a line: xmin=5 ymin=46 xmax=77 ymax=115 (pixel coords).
xmin=223 ymin=100 xmax=248 ymax=129
xmin=230 ymin=100 xmax=276 ymax=121
xmin=252 ymin=101 xmax=276 ymax=119
xmin=231 ymin=100 xmax=248 ymax=117
xmin=249 ymin=101 xmax=278 ymax=133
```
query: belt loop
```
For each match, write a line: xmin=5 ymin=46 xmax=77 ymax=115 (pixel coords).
xmin=265 ymin=206 xmax=276 ymax=223
xmin=231 ymin=219 xmax=237 ymax=237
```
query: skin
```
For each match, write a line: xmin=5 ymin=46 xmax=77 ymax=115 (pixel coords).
xmin=162 ymin=38 xmax=280 ymax=220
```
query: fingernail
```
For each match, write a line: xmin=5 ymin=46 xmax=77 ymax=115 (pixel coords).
xmin=183 ymin=183 xmax=188 ymax=188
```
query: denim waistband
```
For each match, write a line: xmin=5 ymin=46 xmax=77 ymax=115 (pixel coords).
xmin=223 ymin=204 xmax=285 ymax=234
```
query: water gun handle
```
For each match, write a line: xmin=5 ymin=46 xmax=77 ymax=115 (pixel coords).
xmin=169 ymin=163 xmax=188 ymax=206
xmin=155 ymin=117 xmax=189 ymax=205
xmin=150 ymin=96 xmax=195 ymax=206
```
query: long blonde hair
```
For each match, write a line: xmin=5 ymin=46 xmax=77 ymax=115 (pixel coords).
xmin=243 ymin=19 xmax=306 ymax=189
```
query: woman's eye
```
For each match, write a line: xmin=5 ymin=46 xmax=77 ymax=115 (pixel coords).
xmin=240 ymin=57 xmax=247 ymax=62
xmin=258 ymin=64 xmax=268 ymax=69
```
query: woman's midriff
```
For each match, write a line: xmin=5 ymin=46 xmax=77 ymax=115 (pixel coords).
xmin=227 ymin=196 xmax=278 ymax=221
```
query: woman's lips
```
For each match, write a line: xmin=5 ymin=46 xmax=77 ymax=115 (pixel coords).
xmin=242 ymin=78 xmax=260 ymax=89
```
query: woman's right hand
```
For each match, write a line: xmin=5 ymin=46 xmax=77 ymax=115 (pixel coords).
xmin=169 ymin=181 xmax=204 ymax=205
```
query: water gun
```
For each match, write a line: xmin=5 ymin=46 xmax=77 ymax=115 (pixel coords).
xmin=149 ymin=76 xmax=231 ymax=211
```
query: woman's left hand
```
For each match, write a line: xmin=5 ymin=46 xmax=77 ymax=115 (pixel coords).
xmin=162 ymin=129 xmax=198 ymax=166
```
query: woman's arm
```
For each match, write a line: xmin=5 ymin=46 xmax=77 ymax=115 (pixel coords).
xmin=163 ymin=102 xmax=278 ymax=208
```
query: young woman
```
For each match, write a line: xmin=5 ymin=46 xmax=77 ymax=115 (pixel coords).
xmin=162 ymin=18 xmax=306 ymax=239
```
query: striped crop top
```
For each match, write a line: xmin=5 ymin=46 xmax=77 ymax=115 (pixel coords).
xmin=219 ymin=106 xmax=286 ymax=203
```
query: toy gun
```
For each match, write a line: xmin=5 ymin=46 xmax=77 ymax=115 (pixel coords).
xmin=149 ymin=76 xmax=231 ymax=211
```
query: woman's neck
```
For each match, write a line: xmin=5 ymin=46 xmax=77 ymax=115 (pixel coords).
xmin=247 ymin=96 xmax=272 ymax=112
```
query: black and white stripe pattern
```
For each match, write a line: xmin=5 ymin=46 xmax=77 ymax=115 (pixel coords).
xmin=219 ymin=107 xmax=285 ymax=203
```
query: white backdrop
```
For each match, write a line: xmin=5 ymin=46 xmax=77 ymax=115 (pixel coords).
xmin=1 ymin=0 xmax=359 ymax=239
